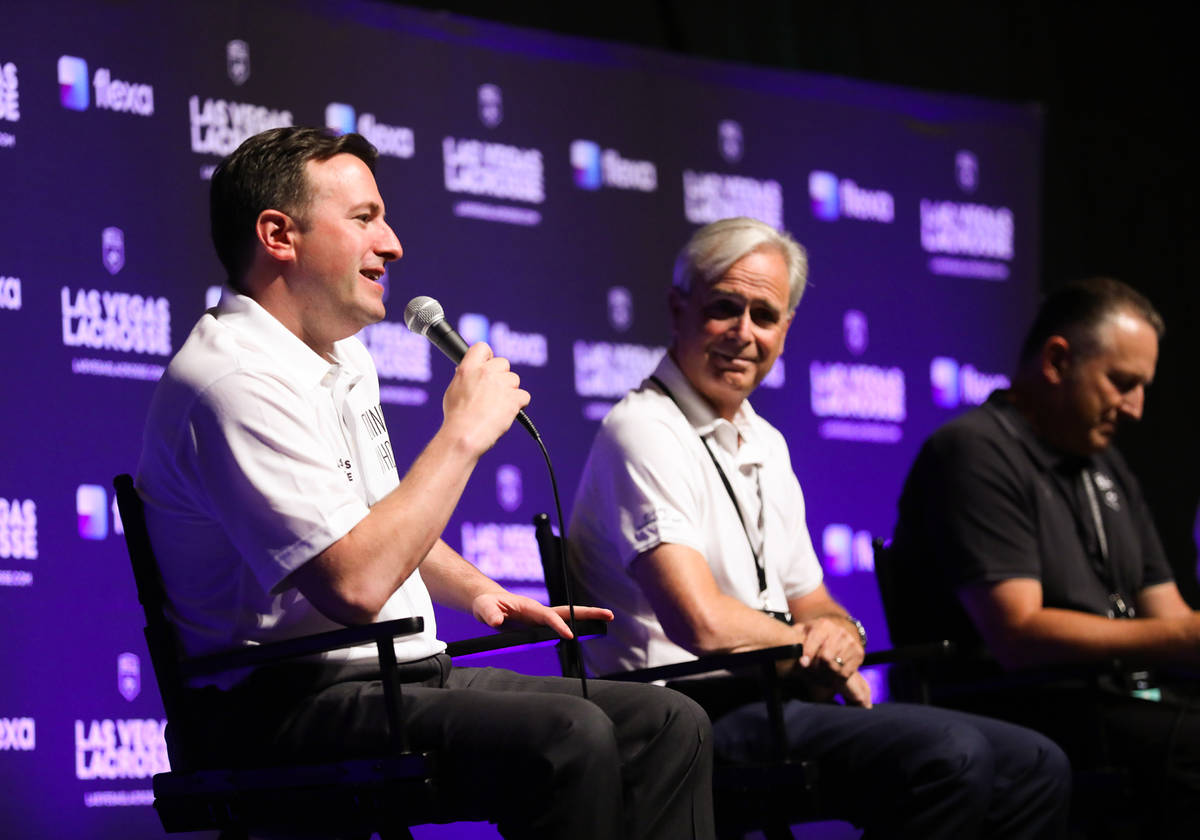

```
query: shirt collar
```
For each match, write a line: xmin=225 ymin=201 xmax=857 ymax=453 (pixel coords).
xmin=649 ymin=355 xmax=764 ymax=463
xmin=214 ymin=290 xmax=364 ymax=392
xmin=984 ymin=390 xmax=1091 ymax=474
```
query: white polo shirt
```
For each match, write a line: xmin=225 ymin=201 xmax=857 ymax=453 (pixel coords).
xmin=138 ymin=292 xmax=442 ymax=686
xmin=568 ymin=355 xmax=822 ymax=675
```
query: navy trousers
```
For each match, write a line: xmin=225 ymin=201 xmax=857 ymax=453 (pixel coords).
xmin=713 ymin=699 xmax=1071 ymax=839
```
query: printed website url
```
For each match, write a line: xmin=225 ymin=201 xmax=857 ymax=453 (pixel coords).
xmin=71 ymin=357 xmax=165 ymax=381
xmin=84 ymin=788 xmax=154 ymax=808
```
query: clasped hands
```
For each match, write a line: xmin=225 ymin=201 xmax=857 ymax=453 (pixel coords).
xmin=787 ymin=615 xmax=872 ymax=708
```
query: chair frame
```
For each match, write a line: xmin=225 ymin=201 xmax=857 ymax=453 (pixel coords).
xmin=115 ymin=475 xmax=603 ymax=839
xmin=534 ymin=513 xmax=950 ymax=839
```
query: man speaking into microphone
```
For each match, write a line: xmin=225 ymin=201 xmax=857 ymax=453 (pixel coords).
xmin=136 ymin=126 xmax=714 ymax=839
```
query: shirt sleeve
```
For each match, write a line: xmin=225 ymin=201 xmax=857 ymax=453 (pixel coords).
xmin=766 ymin=431 xmax=823 ymax=601
xmin=905 ymin=422 xmax=1043 ymax=588
xmin=181 ymin=368 xmax=369 ymax=596
xmin=584 ymin=405 xmax=713 ymax=567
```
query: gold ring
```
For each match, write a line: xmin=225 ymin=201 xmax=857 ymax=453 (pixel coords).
xmin=834 ymin=656 xmax=845 ymax=667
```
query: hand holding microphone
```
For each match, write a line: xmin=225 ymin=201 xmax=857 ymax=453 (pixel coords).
xmin=405 ymin=296 xmax=540 ymax=442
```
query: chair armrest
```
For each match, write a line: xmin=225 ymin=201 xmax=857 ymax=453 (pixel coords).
xmin=178 ymin=617 xmax=425 ymax=678
xmin=601 ymin=644 xmax=804 ymax=683
xmin=446 ymin=619 xmax=607 ymax=660
xmin=863 ymin=640 xmax=957 ymax=667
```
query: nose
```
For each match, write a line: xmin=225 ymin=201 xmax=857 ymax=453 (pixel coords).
xmin=727 ymin=308 xmax=753 ymax=342
xmin=1119 ymin=385 xmax=1144 ymax=420
xmin=377 ymin=222 xmax=402 ymax=262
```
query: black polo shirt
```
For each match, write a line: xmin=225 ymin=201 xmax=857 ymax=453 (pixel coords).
xmin=891 ymin=390 xmax=1173 ymax=648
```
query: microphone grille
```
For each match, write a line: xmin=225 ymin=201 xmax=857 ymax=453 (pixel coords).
xmin=404 ymin=296 xmax=444 ymax=336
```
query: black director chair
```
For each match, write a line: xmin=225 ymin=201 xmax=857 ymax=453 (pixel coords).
xmin=534 ymin=513 xmax=944 ymax=840
xmin=114 ymin=474 xmax=603 ymax=839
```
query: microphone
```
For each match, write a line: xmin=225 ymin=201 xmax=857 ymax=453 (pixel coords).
xmin=404 ymin=296 xmax=540 ymax=440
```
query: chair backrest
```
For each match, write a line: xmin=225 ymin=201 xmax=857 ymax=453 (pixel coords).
xmin=872 ymin=537 xmax=979 ymax=650
xmin=113 ymin=474 xmax=198 ymax=769
xmin=533 ymin=512 xmax=569 ymax=606
xmin=532 ymin=513 xmax=586 ymax=678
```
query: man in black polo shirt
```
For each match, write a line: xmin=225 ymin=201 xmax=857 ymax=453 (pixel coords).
xmin=892 ymin=277 xmax=1200 ymax=834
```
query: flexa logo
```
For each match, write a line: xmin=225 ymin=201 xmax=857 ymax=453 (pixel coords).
xmin=325 ymin=102 xmax=414 ymax=159
xmin=821 ymin=524 xmax=875 ymax=577
xmin=76 ymin=485 xmax=123 ymax=541
xmin=76 ymin=484 xmax=108 ymax=540
xmin=930 ymin=357 xmax=1010 ymax=408
xmin=58 ymin=56 xmax=153 ymax=116
xmin=457 ymin=313 xmax=547 ymax=367
xmin=58 ymin=55 xmax=88 ymax=110
xmin=570 ymin=140 xmax=656 ymax=192
xmin=808 ymin=171 xmax=894 ymax=223
xmin=0 ymin=717 xmax=35 ymax=751
xmin=496 ymin=465 xmax=522 ymax=513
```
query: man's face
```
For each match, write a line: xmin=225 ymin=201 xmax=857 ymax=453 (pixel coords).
xmin=669 ymin=246 xmax=793 ymax=420
xmin=1051 ymin=310 xmax=1158 ymax=454
xmin=290 ymin=154 xmax=402 ymax=347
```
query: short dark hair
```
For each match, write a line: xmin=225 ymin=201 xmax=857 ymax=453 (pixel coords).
xmin=1018 ymin=276 xmax=1165 ymax=365
xmin=210 ymin=127 xmax=378 ymax=293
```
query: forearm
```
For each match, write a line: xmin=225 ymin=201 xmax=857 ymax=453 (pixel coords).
xmin=686 ymin=594 xmax=804 ymax=655
xmin=302 ymin=425 xmax=484 ymax=622
xmin=420 ymin=539 xmax=506 ymax=612
xmin=989 ymin=607 xmax=1200 ymax=669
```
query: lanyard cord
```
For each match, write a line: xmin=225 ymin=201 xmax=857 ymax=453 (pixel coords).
xmin=648 ymin=376 xmax=769 ymax=597
xmin=984 ymin=402 xmax=1129 ymax=618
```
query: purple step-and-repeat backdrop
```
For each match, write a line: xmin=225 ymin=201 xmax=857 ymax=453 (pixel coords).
xmin=0 ymin=0 xmax=1041 ymax=835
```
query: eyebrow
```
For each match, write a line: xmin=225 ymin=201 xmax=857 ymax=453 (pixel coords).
xmin=350 ymin=201 xmax=384 ymax=217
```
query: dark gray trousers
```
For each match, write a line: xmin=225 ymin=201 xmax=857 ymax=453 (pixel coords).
xmin=190 ymin=655 xmax=715 ymax=840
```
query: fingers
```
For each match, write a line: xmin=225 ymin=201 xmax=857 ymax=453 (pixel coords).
xmin=441 ymin=342 xmax=530 ymax=453
xmin=797 ymin=618 xmax=863 ymax=678
xmin=841 ymin=672 xmax=874 ymax=708
xmin=552 ymin=605 xmax=614 ymax=623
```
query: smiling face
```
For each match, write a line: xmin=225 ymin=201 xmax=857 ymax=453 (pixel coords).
xmin=1044 ymin=309 xmax=1159 ymax=455
xmin=287 ymin=153 xmax=402 ymax=353
xmin=668 ymin=246 xmax=793 ymax=421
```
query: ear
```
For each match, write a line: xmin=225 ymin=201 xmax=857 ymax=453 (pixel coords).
xmin=1040 ymin=336 xmax=1072 ymax=385
xmin=255 ymin=209 xmax=298 ymax=264
xmin=667 ymin=286 xmax=687 ymax=326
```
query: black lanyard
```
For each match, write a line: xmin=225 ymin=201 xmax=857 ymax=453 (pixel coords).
xmin=985 ymin=402 xmax=1132 ymax=618
xmin=649 ymin=376 xmax=769 ymax=597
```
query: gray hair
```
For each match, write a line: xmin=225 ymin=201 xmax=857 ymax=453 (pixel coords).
xmin=672 ymin=217 xmax=808 ymax=312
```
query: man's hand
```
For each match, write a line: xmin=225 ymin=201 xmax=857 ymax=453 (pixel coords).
xmin=441 ymin=342 xmax=531 ymax=457
xmin=794 ymin=615 xmax=864 ymax=676
xmin=471 ymin=591 xmax=614 ymax=639
xmin=839 ymin=672 xmax=873 ymax=708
